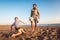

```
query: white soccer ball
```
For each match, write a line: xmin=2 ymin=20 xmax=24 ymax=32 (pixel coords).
xmin=29 ymin=17 xmax=34 ymax=21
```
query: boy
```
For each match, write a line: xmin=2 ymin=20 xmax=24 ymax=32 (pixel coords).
xmin=30 ymin=4 xmax=40 ymax=32
xmin=11 ymin=17 xmax=25 ymax=38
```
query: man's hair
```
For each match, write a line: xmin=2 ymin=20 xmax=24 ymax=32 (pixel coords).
xmin=33 ymin=4 xmax=37 ymax=6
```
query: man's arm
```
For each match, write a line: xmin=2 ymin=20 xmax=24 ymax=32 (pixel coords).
xmin=31 ymin=10 xmax=32 ymax=17
xmin=37 ymin=9 xmax=40 ymax=19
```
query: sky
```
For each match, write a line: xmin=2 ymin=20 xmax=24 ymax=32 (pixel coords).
xmin=0 ymin=0 xmax=60 ymax=25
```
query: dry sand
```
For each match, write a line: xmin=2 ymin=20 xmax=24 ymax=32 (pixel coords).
xmin=0 ymin=25 xmax=60 ymax=40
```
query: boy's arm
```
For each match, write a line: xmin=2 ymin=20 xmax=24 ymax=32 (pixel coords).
xmin=37 ymin=9 xmax=40 ymax=19
xmin=19 ymin=20 xmax=25 ymax=24
xmin=11 ymin=23 xmax=14 ymax=31
xmin=11 ymin=25 xmax=13 ymax=31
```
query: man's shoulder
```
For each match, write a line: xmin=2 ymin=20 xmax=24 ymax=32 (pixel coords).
xmin=31 ymin=8 xmax=38 ymax=11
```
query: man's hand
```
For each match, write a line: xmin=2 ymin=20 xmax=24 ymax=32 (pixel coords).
xmin=38 ymin=15 xmax=40 ymax=19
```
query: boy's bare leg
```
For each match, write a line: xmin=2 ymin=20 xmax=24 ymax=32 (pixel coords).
xmin=21 ymin=28 xmax=25 ymax=33
xmin=11 ymin=32 xmax=22 ymax=38
xmin=11 ymin=28 xmax=24 ymax=38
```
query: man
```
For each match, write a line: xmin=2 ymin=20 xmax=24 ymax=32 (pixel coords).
xmin=30 ymin=4 xmax=40 ymax=32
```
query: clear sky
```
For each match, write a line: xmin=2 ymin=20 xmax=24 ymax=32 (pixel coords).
xmin=0 ymin=0 xmax=60 ymax=25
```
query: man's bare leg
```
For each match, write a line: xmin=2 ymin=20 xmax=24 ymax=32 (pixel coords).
xmin=31 ymin=21 xmax=35 ymax=32
xmin=35 ymin=21 xmax=38 ymax=30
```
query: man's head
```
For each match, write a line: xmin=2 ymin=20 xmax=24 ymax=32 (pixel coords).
xmin=14 ymin=17 xmax=18 ymax=21
xmin=33 ymin=4 xmax=37 ymax=9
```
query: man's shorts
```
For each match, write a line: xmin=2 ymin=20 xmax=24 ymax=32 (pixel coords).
xmin=34 ymin=16 xmax=38 ymax=23
xmin=29 ymin=16 xmax=38 ymax=23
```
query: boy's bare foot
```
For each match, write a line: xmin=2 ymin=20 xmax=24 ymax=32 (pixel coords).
xmin=11 ymin=34 xmax=16 ymax=38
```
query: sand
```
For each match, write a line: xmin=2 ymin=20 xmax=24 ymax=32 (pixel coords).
xmin=0 ymin=25 xmax=60 ymax=40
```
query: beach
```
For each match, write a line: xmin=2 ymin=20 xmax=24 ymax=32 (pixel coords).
xmin=0 ymin=25 xmax=60 ymax=40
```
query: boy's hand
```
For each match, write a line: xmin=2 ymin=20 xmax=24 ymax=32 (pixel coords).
xmin=11 ymin=29 xmax=13 ymax=31
xmin=11 ymin=25 xmax=13 ymax=32
xmin=19 ymin=20 xmax=25 ymax=24
xmin=23 ymin=22 xmax=25 ymax=24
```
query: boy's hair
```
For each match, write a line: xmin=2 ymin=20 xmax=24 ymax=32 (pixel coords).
xmin=15 ymin=17 xmax=18 ymax=19
xmin=33 ymin=3 xmax=37 ymax=6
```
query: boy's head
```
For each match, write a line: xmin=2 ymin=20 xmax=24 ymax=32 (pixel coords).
xmin=33 ymin=4 xmax=37 ymax=9
xmin=14 ymin=17 xmax=18 ymax=21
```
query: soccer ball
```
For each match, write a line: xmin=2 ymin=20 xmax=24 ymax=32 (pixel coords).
xmin=29 ymin=17 xmax=34 ymax=21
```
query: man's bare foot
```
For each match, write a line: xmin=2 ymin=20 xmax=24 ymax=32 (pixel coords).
xmin=32 ymin=30 xmax=35 ymax=33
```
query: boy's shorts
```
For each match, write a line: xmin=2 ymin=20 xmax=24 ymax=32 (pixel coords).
xmin=15 ymin=27 xmax=20 ymax=31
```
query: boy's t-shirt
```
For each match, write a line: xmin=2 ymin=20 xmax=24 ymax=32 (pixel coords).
xmin=12 ymin=20 xmax=21 ymax=28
